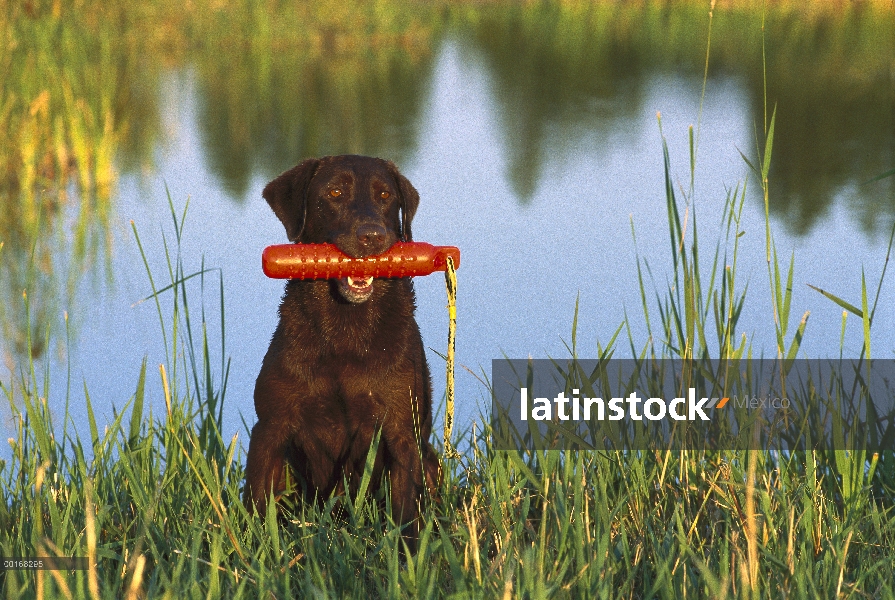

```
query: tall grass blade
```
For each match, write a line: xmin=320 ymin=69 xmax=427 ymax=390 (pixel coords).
xmin=784 ymin=310 xmax=809 ymax=365
xmin=737 ymin=147 xmax=760 ymax=179
xmin=353 ymin=426 xmax=382 ymax=524
xmin=861 ymin=270 xmax=870 ymax=359
xmin=868 ymin=221 xmax=895 ymax=324
xmin=761 ymin=104 xmax=777 ymax=182
xmin=129 ymin=357 xmax=147 ymax=446
xmin=806 ymin=284 xmax=862 ymax=317
xmin=131 ymin=221 xmax=169 ymax=364
xmin=83 ymin=380 xmax=100 ymax=449
xmin=131 ymin=268 xmax=219 ymax=307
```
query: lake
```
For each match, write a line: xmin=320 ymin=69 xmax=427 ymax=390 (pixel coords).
xmin=1 ymin=1 xmax=893 ymax=448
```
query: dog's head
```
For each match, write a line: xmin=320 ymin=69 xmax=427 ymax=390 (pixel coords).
xmin=263 ymin=155 xmax=420 ymax=303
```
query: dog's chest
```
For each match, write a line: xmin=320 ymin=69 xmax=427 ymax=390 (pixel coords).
xmin=299 ymin=384 xmax=390 ymax=455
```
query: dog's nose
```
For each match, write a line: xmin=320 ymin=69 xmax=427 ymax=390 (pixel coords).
xmin=356 ymin=223 xmax=386 ymax=249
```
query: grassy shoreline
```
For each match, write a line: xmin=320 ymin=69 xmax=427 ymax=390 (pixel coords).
xmin=2 ymin=127 xmax=894 ymax=597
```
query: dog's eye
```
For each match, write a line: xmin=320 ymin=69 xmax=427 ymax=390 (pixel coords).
xmin=380 ymin=191 xmax=390 ymax=200
xmin=329 ymin=189 xmax=342 ymax=198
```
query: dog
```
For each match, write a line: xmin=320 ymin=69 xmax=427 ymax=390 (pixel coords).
xmin=244 ymin=155 xmax=440 ymax=546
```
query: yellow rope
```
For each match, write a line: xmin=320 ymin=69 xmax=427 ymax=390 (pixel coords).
xmin=443 ymin=256 xmax=460 ymax=460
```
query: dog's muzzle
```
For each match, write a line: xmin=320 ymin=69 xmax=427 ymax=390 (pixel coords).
xmin=337 ymin=275 xmax=375 ymax=303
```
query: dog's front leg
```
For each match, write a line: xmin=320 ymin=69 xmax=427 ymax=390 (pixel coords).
xmin=244 ymin=419 xmax=291 ymax=514
xmin=385 ymin=439 xmax=427 ymax=552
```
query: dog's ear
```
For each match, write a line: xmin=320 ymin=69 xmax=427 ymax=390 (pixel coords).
xmin=263 ymin=159 xmax=320 ymax=242
xmin=386 ymin=161 xmax=420 ymax=242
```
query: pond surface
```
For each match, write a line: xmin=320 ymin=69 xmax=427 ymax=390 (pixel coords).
xmin=2 ymin=4 xmax=894 ymax=447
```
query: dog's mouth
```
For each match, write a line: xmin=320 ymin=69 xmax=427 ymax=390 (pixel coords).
xmin=336 ymin=275 xmax=375 ymax=303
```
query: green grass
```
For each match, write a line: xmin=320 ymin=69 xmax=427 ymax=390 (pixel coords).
xmin=2 ymin=127 xmax=895 ymax=598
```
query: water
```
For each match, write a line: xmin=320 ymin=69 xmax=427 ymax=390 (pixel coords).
xmin=2 ymin=21 xmax=894 ymax=449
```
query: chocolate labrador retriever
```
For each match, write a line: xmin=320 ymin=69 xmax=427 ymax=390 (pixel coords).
xmin=244 ymin=155 xmax=439 ymax=544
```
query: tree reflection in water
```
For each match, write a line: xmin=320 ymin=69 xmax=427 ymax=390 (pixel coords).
xmin=1 ymin=0 xmax=893 ymax=362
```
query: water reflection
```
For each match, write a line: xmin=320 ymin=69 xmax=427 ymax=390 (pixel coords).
xmin=461 ymin=2 xmax=895 ymax=216
xmin=0 ymin=185 xmax=114 ymax=363
xmin=466 ymin=3 xmax=646 ymax=200
xmin=735 ymin=8 xmax=895 ymax=235
xmin=1 ymin=1 xmax=162 ymax=361
xmin=185 ymin=1 xmax=894 ymax=214
xmin=193 ymin=45 xmax=438 ymax=198
xmin=2 ymin=0 xmax=894 ymax=367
